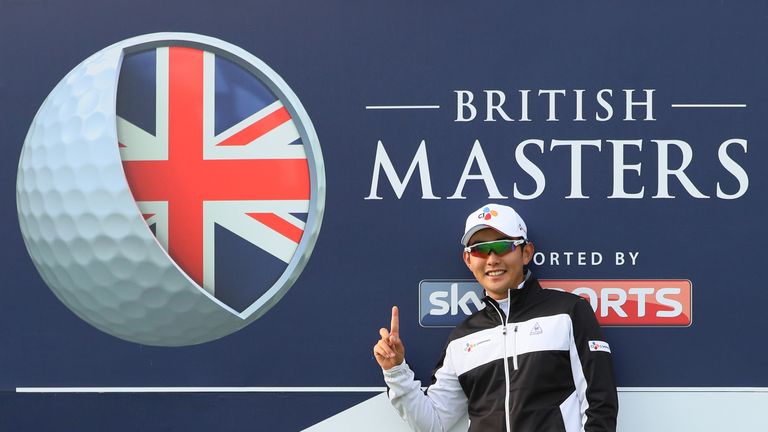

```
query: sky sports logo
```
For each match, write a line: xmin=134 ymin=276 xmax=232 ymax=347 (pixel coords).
xmin=418 ymin=280 xmax=692 ymax=327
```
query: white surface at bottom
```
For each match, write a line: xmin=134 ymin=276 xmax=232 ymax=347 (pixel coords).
xmin=303 ymin=389 xmax=768 ymax=432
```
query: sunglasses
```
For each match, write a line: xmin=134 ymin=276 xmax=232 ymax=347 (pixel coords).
xmin=464 ymin=239 xmax=526 ymax=258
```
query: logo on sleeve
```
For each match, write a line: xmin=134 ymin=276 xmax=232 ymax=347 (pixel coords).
xmin=589 ymin=340 xmax=611 ymax=353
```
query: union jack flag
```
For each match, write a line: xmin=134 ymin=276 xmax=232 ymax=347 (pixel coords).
xmin=116 ymin=46 xmax=310 ymax=312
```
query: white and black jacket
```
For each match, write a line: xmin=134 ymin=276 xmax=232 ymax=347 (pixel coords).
xmin=384 ymin=277 xmax=618 ymax=432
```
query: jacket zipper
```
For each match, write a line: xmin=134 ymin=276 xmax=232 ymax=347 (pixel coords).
xmin=512 ymin=325 xmax=519 ymax=370
xmin=488 ymin=299 xmax=512 ymax=432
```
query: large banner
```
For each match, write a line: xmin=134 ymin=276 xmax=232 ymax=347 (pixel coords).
xmin=1 ymin=1 xmax=766 ymax=430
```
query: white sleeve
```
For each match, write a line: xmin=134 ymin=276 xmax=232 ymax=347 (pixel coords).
xmin=382 ymin=358 xmax=468 ymax=432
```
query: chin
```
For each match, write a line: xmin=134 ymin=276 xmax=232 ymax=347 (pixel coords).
xmin=485 ymin=286 xmax=510 ymax=299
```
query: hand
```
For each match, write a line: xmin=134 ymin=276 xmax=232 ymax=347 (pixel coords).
xmin=373 ymin=306 xmax=405 ymax=370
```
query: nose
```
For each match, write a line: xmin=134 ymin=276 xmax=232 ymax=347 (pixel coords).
xmin=485 ymin=250 xmax=502 ymax=263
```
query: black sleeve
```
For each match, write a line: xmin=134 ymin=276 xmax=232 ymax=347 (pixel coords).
xmin=570 ymin=297 xmax=619 ymax=432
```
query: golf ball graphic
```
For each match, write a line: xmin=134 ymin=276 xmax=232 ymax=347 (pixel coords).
xmin=16 ymin=33 xmax=325 ymax=346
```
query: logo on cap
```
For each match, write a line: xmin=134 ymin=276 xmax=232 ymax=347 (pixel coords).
xmin=477 ymin=207 xmax=499 ymax=221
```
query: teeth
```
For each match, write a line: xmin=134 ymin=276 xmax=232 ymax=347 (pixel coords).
xmin=487 ymin=270 xmax=505 ymax=276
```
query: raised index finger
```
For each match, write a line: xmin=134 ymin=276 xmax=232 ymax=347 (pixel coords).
xmin=390 ymin=305 xmax=400 ymax=335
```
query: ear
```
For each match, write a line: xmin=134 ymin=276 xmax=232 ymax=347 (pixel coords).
xmin=522 ymin=242 xmax=535 ymax=265
xmin=463 ymin=250 xmax=472 ymax=269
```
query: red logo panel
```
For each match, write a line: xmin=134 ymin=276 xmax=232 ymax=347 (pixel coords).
xmin=541 ymin=280 xmax=692 ymax=326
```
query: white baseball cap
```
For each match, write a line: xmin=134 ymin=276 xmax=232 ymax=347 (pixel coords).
xmin=461 ymin=204 xmax=528 ymax=246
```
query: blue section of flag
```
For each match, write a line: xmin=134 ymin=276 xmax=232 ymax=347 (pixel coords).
xmin=116 ymin=50 xmax=156 ymax=134
xmin=290 ymin=213 xmax=307 ymax=223
xmin=214 ymin=224 xmax=286 ymax=312
xmin=214 ymin=55 xmax=277 ymax=135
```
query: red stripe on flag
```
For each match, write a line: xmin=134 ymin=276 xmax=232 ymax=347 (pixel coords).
xmin=122 ymin=159 xmax=310 ymax=200
xmin=247 ymin=213 xmax=303 ymax=243
xmin=217 ymin=106 xmax=291 ymax=146
xmin=142 ymin=213 xmax=155 ymax=220
xmin=167 ymin=46 xmax=205 ymax=286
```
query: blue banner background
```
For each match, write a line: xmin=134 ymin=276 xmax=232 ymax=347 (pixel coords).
xmin=1 ymin=1 xmax=766 ymax=430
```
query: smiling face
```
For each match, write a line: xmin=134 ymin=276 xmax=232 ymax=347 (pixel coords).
xmin=463 ymin=228 xmax=534 ymax=300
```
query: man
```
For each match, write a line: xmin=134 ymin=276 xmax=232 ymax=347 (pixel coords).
xmin=373 ymin=203 xmax=618 ymax=432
